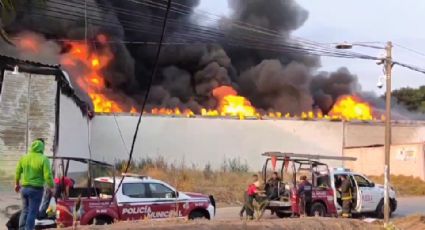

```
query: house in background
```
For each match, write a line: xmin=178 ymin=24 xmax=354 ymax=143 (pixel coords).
xmin=0 ymin=55 xmax=91 ymax=190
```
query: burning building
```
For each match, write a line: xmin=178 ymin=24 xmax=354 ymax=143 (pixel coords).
xmin=1 ymin=0 xmax=425 ymax=182
xmin=0 ymin=55 xmax=91 ymax=182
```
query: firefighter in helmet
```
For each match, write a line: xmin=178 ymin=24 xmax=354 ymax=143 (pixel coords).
xmin=297 ymin=175 xmax=312 ymax=217
xmin=339 ymin=174 xmax=353 ymax=218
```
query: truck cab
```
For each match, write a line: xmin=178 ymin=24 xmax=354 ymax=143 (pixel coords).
xmin=330 ymin=168 xmax=397 ymax=218
xmin=51 ymin=158 xmax=215 ymax=227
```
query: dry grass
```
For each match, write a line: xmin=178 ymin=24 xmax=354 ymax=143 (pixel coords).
xmin=367 ymin=175 xmax=425 ymax=196
xmin=116 ymin=157 xmax=253 ymax=206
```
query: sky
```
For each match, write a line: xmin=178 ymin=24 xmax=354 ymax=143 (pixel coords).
xmin=197 ymin=0 xmax=425 ymax=94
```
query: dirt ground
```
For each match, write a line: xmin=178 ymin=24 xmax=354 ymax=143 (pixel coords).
xmin=391 ymin=215 xmax=425 ymax=230
xmin=64 ymin=218 xmax=382 ymax=230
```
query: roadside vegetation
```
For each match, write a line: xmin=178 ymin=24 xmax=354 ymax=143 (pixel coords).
xmin=368 ymin=175 xmax=425 ymax=196
xmin=115 ymin=157 xmax=252 ymax=206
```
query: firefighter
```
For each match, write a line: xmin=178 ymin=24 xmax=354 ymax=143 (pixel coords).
xmin=297 ymin=175 xmax=312 ymax=217
xmin=240 ymin=174 xmax=260 ymax=220
xmin=339 ymin=174 xmax=353 ymax=218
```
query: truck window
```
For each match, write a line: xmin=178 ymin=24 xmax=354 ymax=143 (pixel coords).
xmin=122 ymin=183 xmax=147 ymax=198
xmin=353 ymin=175 xmax=370 ymax=187
xmin=148 ymin=183 xmax=174 ymax=198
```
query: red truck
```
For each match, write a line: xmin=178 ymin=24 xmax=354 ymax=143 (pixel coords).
xmin=261 ymin=152 xmax=356 ymax=217
xmin=51 ymin=157 xmax=215 ymax=227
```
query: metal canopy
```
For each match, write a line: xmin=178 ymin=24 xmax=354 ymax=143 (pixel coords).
xmin=47 ymin=156 xmax=114 ymax=167
xmin=261 ymin=151 xmax=357 ymax=161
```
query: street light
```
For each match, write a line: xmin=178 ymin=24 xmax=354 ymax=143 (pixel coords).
xmin=336 ymin=41 xmax=393 ymax=226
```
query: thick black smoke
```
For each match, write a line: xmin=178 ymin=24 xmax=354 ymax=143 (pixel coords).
xmin=0 ymin=0 xmax=366 ymax=115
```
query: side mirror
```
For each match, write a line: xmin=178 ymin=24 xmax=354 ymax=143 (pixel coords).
xmin=370 ymin=182 xmax=375 ymax=187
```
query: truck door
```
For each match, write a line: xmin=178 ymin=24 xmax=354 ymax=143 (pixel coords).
xmin=348 ymin=174 xmax=362 ymax=212
xmin=146 ymin=183 xmax=180 ymax=218
xmin=353 ymin=174 xmax=377 ymax=212
xmin=118 ymin=183 xmax=154 ymax=220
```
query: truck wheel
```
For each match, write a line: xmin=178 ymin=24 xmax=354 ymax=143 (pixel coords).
xmin=310 ymin=202 xmax=326 ymax=217
xmin=91 ymin=216 xmax=113 ymax=225
xmin=376 ymin=200 xmax=384 ymax=219
xmin=275 ymin=212 xmax=291 ymax=218
xmin=375 ymin=199 xmax=392 ymax=219
xmin=189 ymin=210 xmax=208 ymax=220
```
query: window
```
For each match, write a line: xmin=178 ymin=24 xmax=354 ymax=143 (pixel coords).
xmin=148 ymin=183 xmax=174 ymax=198
xmin=122 ymin=183 xmax=147 ymax=198
xmin=354 ymin=175 xmax=370 ymax=187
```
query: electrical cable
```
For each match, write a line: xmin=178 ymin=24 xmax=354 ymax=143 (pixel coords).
xmin=32 ymin=0 xmax=376 ymax=60
xmin=394 ymin=43 xmax=425 ymax=59
xmin=110 ymin=0 xmax=172 ymax=199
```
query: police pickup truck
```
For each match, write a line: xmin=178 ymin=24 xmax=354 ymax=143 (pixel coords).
xmin=330 ymin=168 xmax=397 ymax=218
xmin=55 ymin=174 xmax=216 ymax=227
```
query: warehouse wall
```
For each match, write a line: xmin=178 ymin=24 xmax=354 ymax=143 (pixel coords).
xmin=0 ymin=71 xmax=57 ymax=183
xmin=345 ymin=122 xmax=425 ymax=147
xmin=90 ymin=115 xmax=345 ymax=169
xmin=56 ymin=93 xmax=90 ymax=160
xmin=344 ymin=143 xmax=425 ymax=180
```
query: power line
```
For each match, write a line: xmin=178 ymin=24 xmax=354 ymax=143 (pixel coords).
xmin=394 ymin=43 xmax=425 ymax=59
xmin=39 ymin=0 xmax=376 ymax=60
xmin=111 ymin=0 xmax=173 ymax=199
xmin=394 ymin=61 xmax=425 ymax=75
xmin=23 ymin=4 xmax=377 ymax=60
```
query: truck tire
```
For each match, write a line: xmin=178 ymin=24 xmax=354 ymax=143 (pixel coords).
xmin=310 ymin=202 xmax=327 ymax=217
xmin=189 ymin=210 xmax=208 ymax=220
xmin=375 ymin=199 xmax=393 ymax=219
xmin=275 ymin=211 xmax=291 ymax=218
xmin=91 ymin=216 xmax=113 ymax=225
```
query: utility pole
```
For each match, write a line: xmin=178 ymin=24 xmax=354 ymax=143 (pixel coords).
xmin=383 ymin=41 xmax=393 ymax=226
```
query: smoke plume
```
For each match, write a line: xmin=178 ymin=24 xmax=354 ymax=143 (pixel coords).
xmin=0 ymin=0 xmax=401 ymax=116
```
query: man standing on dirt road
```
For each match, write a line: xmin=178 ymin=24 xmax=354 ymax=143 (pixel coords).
xmin=15 ymin=138 xmax=54 ymax=230
xmin=297 ymin=175 xmax=312 ymax=217
xmin=339 ymin=175 xmax=353 ymax=218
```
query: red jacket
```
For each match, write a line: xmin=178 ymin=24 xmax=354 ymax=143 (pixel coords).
xmin=247 ymin=184 xmax=257 ymax=196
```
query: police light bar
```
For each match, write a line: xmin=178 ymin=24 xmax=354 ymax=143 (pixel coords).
xmin=121 ymin=173 xmax=150 ymax=179
xmin=333 ymin=167 xmax=351 ymax=172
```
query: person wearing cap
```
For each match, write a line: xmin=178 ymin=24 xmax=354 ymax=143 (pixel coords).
xmin=297 ymin=175 xmax=312 ymax=217
xmin=15 ymin=138 xmax=54 ymax=230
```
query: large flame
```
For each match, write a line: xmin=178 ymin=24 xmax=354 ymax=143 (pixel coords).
xmin=60 ymin=35 xmax=124 ymax=113
xmin=329 ymin=95 xmax=373 ymax=121
xmin=15 ymin=34 xmax=378 ymax=121
xmin=212 ymin=86 xmax=257 ymax=118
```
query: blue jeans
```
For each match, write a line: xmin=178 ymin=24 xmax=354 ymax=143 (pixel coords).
xmin=38 ymin=189 xmax=53 ymax=219
xmin=19 ymin=187 xmax=44 ymax=230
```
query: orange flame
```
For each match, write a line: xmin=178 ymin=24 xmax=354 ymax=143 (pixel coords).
xmin=329 ymin=95 xmax=373 ymax=121
xmin=212 ymin=86 xmax=257 ymax=119
xmin=60 ymin=35 xmax=124 ymax=113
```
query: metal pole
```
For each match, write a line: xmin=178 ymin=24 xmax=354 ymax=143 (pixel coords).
xmin=383 ymin=41 xmax=392 ymax=226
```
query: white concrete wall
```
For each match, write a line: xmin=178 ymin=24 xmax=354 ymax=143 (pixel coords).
xmin=0 ymin=71 xmax=56 ymax=178
xmin=57 ymin=93 xmax=90 ymax=159
xmin=90 ymin=116 xmax=344 ymax=170
xmin=344 ymin=143 xmax=425 ymax=180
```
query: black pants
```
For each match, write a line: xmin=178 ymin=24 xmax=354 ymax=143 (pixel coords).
xmin=299 ymin=197 xmax=311 ymax=216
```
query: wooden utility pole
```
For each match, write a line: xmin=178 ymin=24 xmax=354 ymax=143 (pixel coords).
xmin=383 ymin=41 xmax=393 ymax=226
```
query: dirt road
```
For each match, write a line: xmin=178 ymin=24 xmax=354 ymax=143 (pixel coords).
xmin=216 ymin=196 xmax=425 ymax=220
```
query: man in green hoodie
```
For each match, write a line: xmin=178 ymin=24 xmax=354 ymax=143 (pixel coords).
xmin=15 ymin=138 xmax=54 ymax=230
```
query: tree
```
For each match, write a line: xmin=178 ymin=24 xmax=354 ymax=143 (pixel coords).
xmin=392 ymin=86 xmax=425 ymax=113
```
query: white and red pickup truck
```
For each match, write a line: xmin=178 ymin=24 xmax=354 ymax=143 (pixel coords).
xmin=55 ymin=175 xmax=216 ymax=227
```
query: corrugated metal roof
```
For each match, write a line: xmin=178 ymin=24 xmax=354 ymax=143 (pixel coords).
xmin=0 ymin=54 xmax=90 ymax=115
